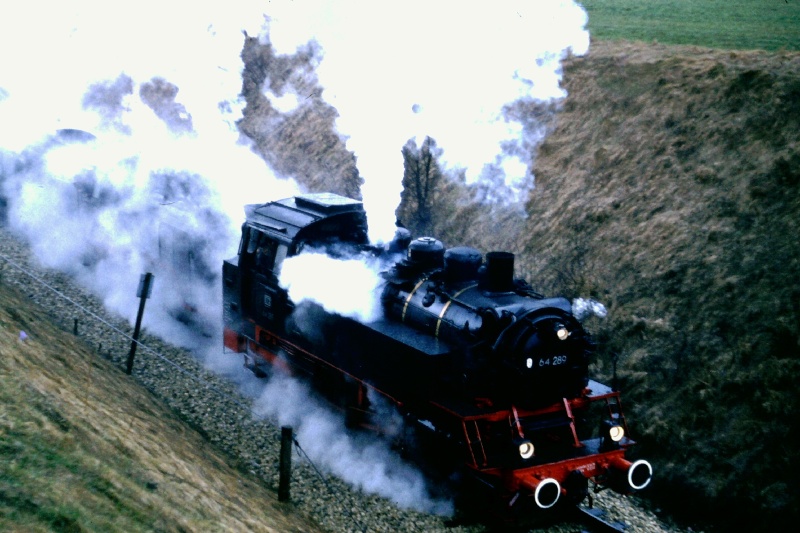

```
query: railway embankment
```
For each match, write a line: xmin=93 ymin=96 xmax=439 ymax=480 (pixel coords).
xmin=0 ymin=226 xmax=685 ymax=532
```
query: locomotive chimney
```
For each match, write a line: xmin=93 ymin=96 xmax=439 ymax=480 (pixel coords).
xmin=480 ymin=251 xmax=515 ymax=293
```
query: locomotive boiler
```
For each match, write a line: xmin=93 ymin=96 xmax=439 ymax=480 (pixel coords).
xmin=222 ymin=192 xmax=652 ymax=520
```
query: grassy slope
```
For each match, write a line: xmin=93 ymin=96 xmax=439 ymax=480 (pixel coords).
xmin=580 ymin=0 xmax=800 ymax=51
xmin=520 ymin=40 xmax=800 ymax=530
xmin=0 ymin=283 xmax=322 ymax=533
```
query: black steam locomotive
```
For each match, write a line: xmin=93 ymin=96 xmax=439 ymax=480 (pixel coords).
xmin=222 ymin=192 xmax=651 ymax=520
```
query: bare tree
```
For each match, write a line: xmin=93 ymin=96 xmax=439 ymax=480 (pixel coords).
xmin=398 ymin=136 xmax=443 ymax=235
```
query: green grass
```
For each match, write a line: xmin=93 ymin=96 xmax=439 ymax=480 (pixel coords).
xmin=0 ymin=281 xmax=322 ymax=533
xmin=580 ymin=0 xmax=800 ymax=51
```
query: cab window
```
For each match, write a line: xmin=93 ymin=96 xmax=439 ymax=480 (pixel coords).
xmin=243 ymin=228 xmax=287 ymax=275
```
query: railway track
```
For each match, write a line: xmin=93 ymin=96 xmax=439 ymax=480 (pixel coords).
xmin=575 ymin=504 xmax=628 ymax=532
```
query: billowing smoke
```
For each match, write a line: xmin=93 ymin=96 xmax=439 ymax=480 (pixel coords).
xmin=280 ymin=251 xmax=385 ymax=323
xmin=263 ymin=0 xmax=589 ymax=241
xmin=253 ymin=373 xmax=453 ymax=515
xmin=0 ymin=0 xmax=590 ymax=518
xmin=0 ymin=2 xmax=298 ymax=350
xmin=572 ymin=297 xmax=608 ymax=321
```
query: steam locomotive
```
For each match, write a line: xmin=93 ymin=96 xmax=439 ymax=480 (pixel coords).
xmin=222 ymin=192 xmax=652 ymax=521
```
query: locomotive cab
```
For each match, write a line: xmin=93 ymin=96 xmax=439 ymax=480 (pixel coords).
xmin=223 ymin=193 xmax=369 ymax=364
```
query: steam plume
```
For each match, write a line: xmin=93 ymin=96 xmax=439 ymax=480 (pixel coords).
xmin=280 ymin=252 xmax=384 ymax=323
xmin=0 ymin=2 xmax=298 ymax=346
xmin=263 ymin=0 xmax=589 ymax=241
xmin=253 ymin=373 xmax=453 ymax=514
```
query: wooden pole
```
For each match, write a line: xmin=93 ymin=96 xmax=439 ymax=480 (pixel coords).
xmin=126 ymin=273 xmax=153 ymax=375
xmin=278 ymin=426 xmax=293 ymax=502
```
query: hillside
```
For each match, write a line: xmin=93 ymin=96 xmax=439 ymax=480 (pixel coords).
xmin=520 ymin=40 xmax=800 ymax=530
xmin=237 ymin=36 xmax=800 ymax=531
xmin=0 ymin=280 xmax=322 ymax=533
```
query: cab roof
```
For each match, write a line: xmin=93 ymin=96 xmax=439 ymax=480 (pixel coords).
xmin=244 ymin=192 xmax=368 ymax=245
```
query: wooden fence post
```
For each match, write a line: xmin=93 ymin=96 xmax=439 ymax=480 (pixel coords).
xmin=126 ymin=273 xmax=153 ymax=375
xmin=279 ymin=426 xmax=293 ymax=502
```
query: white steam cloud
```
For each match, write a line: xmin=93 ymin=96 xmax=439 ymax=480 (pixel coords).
xmin=0 ymin=0 xmax=590 ymax=518
xmin=280 ymin=252 xmax=384 ymax=323
xmin=253 ymin=373 xmax=453 ymax=515
xmin=0 ymin=1 xmax=298 ymax=346
xmin=263 ymin=0 xmax=589 ymax=241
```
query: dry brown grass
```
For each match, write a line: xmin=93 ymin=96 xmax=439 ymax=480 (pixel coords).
xmin=238 ymin=36 xmax=362 ymax=199
xmin=0 ymin=282 xmax=323 ymax=533
xmin=518 ymin=40 xmax=800 ymax=530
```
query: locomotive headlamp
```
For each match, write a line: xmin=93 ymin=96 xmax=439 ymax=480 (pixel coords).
xmin=555 ymin=324 xmax=570 ymax=340
xmin=516 ymin=438 xmax=535 ymax=459
xmin=608 ymin=424 xmax=625 ymax=442
xmin=602 ymin=419 xmax=625 ymax=450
